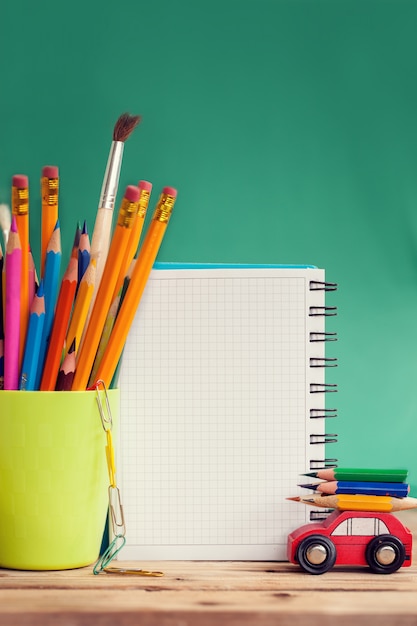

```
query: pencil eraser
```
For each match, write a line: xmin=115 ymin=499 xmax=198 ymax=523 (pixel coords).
xmin=138 ymin=180 xmax=152 ymax=191
xmin=124 ymin=185 xmax=141 ymax=202
xmin=162 ymin=186 xmax=177 ymax=197
xmin=42 ymin=165 xmax=59 ymax=178
xmin=12 ymin=174 xmax=28 ymax=188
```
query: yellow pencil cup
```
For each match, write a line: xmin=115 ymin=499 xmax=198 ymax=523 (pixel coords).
xmin=0 ymin=389 xmax=119 ymax=570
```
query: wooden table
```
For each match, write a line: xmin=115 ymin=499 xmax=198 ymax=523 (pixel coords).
xmin=1 ymin=511 xmax=417 ymax=625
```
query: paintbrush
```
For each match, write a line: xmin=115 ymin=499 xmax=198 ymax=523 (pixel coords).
xmin=90 ymin=112 xmax=141 ymax=294
xmin=0 ymin=204 xmax=11 ymax=249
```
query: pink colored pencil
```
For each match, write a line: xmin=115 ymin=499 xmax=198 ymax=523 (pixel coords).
xmin=4 ymin=217 xmax=22 ymax=389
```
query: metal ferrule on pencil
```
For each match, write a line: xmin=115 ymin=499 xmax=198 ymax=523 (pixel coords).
xmin=99 ymin=141 xmax=124 ymax=210
xmin=137 ymin=190 xmax=150 ymax=220
xmin=41 ymin=177 xmax=59 ymax=205
xmin=12 ymin=186 xmax=29 ymax=215
xmin=117 ymin=197 xmax=140 ymax=229
xmin=153 ymin=192 xmax=175 ymax=223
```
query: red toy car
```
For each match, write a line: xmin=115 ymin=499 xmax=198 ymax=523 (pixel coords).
xmin=287 ymin=510 xmax=412 ymax=574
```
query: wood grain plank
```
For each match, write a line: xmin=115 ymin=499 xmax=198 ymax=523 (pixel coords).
xmin=0 ymin=510 xmax=415 ymax=625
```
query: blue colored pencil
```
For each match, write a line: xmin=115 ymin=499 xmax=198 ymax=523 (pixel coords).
xmin=35 ymin=221 xmax=62 ymax=389
xmin=19 ymin=281 xmax=46 ymax=390
xmin=77 ymin=220 xmax=90 ymax=290
xmin=299 ymin=480 xmax=410 ymax=499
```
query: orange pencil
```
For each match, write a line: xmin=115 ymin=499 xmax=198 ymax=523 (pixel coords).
xmin=72 ymin=185 xmax=141 ymax=390
xmin=11 ymin=174 xmax=29 ymax=365
xmin=65 ymin=257 xmax=96 ymax=358
xmin=112 ymin=180 xmax=152 ymax=301
xmin=41 ymin=166 xmax=59 ymax=277
xmin=40 ymin=256 xmax=78 ymax=390
xmin=94 ymin=187 xmax=177 ymax=388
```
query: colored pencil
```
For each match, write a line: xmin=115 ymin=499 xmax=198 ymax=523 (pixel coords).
xmin=40 ymin=165 xmax=59 ymax=277
xmin=11 ymin=174 xmax=29 ymax=365
xmin=288 ymin=494 xmax=417 ymax=512
xmin=65 ymin=257 xmax=96 ymax=359
xmin=90 ymin=113 xmax=141 ymax=295
xmin=93 ymin=187 xmax=177 ymax=388
xmin=55 ymin=338 xmax=76 ymax=391
xmin=299 ymin=480 xmax=410 ymax=498
xmin=0 ymin=338 xmax=3 ymax=390
xmin=105 ymin=258 xmax=136 ymax=388
xmin=303 ymin=468 xmax=408 ymax=483
xmin=0 ymin=243 xmax=3 ymax=389
xmin=35 ymin=221 xmax=62 ymax=389
xmin=77 ymin=220 xmax=90 ymax=289
xmin=71 ymin=221 xmax=82 ymax=260
xmin=4 ymin=217 xmax=22 ymax=390
xmin=40 ymin=256 xmax=78 ymax=390
xmin=29 ymin=248 xmax=37 ymax=308
xmin=112 ymin=180 xmax=151 ymax=301
xmin=88 ymin=291 xmax=120 ymax=386
xmin=72 ymin=185 xmax=141 ymax=390
xmin=19 ymin=281 xmax=46 ymax=390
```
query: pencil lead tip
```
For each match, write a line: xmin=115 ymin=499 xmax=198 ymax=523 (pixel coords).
xmin=286 ymin=497 xmax=301 ymax=502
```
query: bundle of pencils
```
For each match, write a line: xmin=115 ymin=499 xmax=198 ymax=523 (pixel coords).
xmin=288 ymin=467 xmax=417 ymax=513
xmin=0 ymin=113 xmax=178 ymax=392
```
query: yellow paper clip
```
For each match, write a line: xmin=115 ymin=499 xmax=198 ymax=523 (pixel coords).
xmin=104 ymin=567 xmax=164 ymax=577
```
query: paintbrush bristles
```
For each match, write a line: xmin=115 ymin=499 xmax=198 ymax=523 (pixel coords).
xmin=113 ymin=113 xmax=141 ymax=142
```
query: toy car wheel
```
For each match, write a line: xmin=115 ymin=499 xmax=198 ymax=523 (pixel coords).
xmin=365 ymin=535 xmax=405 ymax=574
xmin=296 ymin=535 xmax=337 ymax=574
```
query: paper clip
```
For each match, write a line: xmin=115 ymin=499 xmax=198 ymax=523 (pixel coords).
xmin=94 ymin=379 xmax=113 ymax=432
xmin=104 ymin=566 xmax=164 ymax=577
xmin=91 ymin=379 xmax=164 ymax=577
xmin=108 ymin=485 xmax=126 ymax=538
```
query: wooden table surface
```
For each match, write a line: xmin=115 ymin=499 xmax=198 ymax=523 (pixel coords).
xmin=1 ymin=511 xmax=417 ymax=625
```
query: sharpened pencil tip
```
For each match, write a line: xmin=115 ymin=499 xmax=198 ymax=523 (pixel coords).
xmin=286 ymin=497 xmax=301 ymax=502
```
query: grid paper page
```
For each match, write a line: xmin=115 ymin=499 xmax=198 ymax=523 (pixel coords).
xmin=118 ymin=267 xmax=326 ymax=560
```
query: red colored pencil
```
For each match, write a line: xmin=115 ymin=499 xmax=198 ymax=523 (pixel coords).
xmin=40 ymin=256 xmax=78 ymax=390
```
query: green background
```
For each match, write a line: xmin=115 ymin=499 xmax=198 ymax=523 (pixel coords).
xmin=1 ymin=1 xmax=417 ymax=490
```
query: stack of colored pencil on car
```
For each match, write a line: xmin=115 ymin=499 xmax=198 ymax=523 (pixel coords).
xmin=0 ymin=112 xmax=177 ymax=392
xmin=288 ymin=467 xmax=417 ymax=513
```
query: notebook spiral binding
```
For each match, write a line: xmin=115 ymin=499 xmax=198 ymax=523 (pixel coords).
xmin=308 ymin=277 xmax=338 ymax=522
xmin=309 ymin=458 xmax=338 ymax=470
xmin=310 ymin=332 xmax=337 ymax=342
xmin=309 ymin=357 xmax=338 ymax=368
xmin=310 ymin=434 xmax=338 ymax=445
xmin=309 ymin=280 xmax=338 ymax=292
xmin=310 ymin=408 xmax=337 ymax=419
xmin=309 ymin=306 xmax=337 ymax=316
xmin=310 ymin=383 xmax=338 ymax=393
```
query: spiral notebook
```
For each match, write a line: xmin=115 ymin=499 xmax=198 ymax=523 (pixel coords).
xmin=118 ymin=263 xmax=338 ymax=560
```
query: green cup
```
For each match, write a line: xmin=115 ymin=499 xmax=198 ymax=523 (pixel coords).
xmin=0 ymin=389 xmax=119 ymax=570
